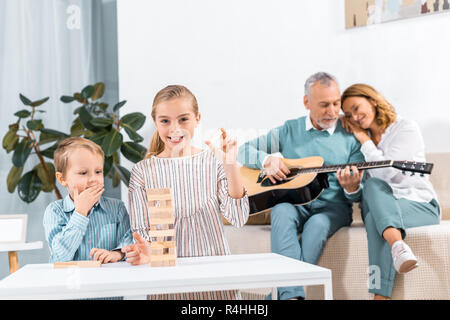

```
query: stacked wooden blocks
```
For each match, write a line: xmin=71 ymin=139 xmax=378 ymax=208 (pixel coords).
xmin=146 ymin=188 xmax=177 ymax=267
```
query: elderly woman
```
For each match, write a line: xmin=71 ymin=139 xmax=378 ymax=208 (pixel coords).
xmin=340 ymin=83 xmax=441 ymax=300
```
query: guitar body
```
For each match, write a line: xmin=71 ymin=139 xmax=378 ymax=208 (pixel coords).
xmin=240 ymin=156 xmax=329 ymax=216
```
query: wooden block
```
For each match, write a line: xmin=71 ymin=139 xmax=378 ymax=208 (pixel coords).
xmin=54 ymin=260 xmax=101 ymax=268
xmin=151 ymin=248 xmax=163 ymax=255
xmin=150 ymin=217 xmax=175 ymax=225
xmin=146 ymin=187 xmax=177 ymax=268
xmin=149 ymin=241 xmax=176 ymax=248
xmin=150 ymin=254 xmax=177 ymax=262
xmin=148 ymin=207 xmax=174 ymax=215
xmin=146 ymin=189 xmax=172 ymax=201
xmin=148 ymin=213 xmax=173 ymax=220
xmin=148 ymin=229 xmax=176 ymax=238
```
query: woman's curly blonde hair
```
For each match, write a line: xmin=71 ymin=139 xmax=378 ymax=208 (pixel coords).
xmin=341 ymin=83 xmax=396 ymax=130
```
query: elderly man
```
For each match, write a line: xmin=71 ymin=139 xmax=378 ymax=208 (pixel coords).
xmin=238 ymin=72 xmax=364 ymax=300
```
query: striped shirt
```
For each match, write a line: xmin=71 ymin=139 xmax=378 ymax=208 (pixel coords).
xmin=43 ymin=195 xmax=133 ymax=263
xmin=128 ymin=150 xmax=250 ymax=300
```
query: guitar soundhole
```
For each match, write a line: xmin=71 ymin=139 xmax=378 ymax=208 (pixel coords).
xmin=261 ymin=167 xmax=301 ymax=186
xmin=286 ymin=167 xmax=301 ymax=178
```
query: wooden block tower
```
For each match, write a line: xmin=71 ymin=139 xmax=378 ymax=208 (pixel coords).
xmin=146 ymin=188 xmax=177 ymax=267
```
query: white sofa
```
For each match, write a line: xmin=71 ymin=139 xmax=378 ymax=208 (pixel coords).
xmin=224 ymin=152 xmax=450 ymax=300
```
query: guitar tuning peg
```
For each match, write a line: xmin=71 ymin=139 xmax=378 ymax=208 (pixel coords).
xmin=420 ymin=173 xmax=424 ymax=177
xmin=402 ymin=171 xmax=406 ymax=175
xmin=410 ymin=172 xmax=415 ymax=176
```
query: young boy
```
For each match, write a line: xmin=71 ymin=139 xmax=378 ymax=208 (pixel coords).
xmin=43 ymin=137 xmax=132 ymax=264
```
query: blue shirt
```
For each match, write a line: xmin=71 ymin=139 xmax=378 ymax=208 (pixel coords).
xmin=43 ymin=195 xmax=133 ymax=263
xmin=238 ymin=116 xmax=365 ymax=211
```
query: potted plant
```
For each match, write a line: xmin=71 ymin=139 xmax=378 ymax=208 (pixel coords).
xmin=2 ymin=82 xmax=147 ymax=203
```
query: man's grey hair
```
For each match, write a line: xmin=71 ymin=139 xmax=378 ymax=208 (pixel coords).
xmin=304 ymin=72 xmax=339 ymax=97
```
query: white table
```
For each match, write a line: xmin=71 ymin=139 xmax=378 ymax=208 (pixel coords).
xmin=0 ymin=253 xmax=332 ymax=300
xmin=0 ymin=241 xmax=43 ymax=274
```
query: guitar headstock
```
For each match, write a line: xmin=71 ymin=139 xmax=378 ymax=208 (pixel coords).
xmin=392 ymin=161 xmax=434 ymax=175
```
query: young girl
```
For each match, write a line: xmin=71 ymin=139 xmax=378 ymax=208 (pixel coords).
xmin=122 ymin=85 xmax=249 ymax=299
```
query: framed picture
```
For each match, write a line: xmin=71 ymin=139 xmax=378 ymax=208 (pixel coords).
xmin=346 ymin=0 xmax=450 ymax=29
xmin=0 ymin=214 xmax=28 ymax=244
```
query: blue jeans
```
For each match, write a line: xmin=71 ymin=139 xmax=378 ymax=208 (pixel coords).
xmin=361 ymin=177 xmax=440 ymax=298
xmin=266 ymin=200 xmax=352 ymax=300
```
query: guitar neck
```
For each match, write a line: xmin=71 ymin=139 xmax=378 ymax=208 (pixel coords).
xmin=299 ymin=160 xmax=394 ymax=174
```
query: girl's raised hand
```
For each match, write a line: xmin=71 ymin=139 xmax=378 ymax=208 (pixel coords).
xmin=121 ymin=232 xmax=152 ymax=265
xmin=205 ymin=128 xmax=238 ymax=166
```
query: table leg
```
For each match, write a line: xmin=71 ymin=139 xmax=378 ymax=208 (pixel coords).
xmin=323 ymin=278 xmax=333 ymax=300
xmin=271 ymin=287 xmax=277 ymax=300
xmin=123 ymin=295 xmax=147 ymax=300
xmin=8 ymin=251 xmax=19 ymax=274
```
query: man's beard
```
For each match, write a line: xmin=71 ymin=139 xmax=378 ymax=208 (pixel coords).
xmin=316 ymin=118 xmax=337 ymax=130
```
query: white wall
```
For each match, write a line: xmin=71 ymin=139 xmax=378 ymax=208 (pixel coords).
xmin=117 ymin=0 xmax=450 ymax=200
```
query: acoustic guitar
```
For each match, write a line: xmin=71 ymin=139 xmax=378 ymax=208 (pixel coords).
xmin=240 ymin=157 xmax=434 ymax=216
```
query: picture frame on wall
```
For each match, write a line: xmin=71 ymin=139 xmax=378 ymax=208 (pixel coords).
xmin=346 ymin=0 xmax=450 ymax=29
xmin=0 ymin=214 xmax=28 ymax=244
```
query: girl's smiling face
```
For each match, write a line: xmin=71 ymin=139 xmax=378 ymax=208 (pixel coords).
xmin=154 ymin=96 xmax=201 ymax=156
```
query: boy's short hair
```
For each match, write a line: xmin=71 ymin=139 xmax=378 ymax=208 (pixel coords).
xmin=54 ymin=137 xmax=104 ymax=174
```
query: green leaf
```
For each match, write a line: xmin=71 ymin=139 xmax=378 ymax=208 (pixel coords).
xmin=120 ymin=112 xmax=146 ymax=131
xmin=30 ymin=97 xmax=49 ymax=107
xmin=78 ymin=106 xmax=96 ymax=131
xmin=19 ymin=94 xmax=32 ymax=105
xmin=34 ymin=162 xmax=55 ymax=192
xmin=73 ymin=105 xmax=83 ymax=115
xmin=112 ymin=170 xmax=121 ymax=188
xmin=74 ymin=92 xmax=85 ymax=103
xmin=97 ymin=103 xmax=109 ymax=111
xmin=120 ymin=142 xmax=147 ymax=163
xmin=83 ymin=129 xmax=95 ymax=138
xmin=26 ymin=119 xmax=44 ymax=131
xmin=17 ymin=170 xmax=42 ymax=203
xmin=88 ymin=129 xmax=109 ymax=146
xmin=40 ymin=143 xmax=58 ymax=159
xmin=91 ymin=82 xmax=105 ymax=101
xmin=39 ymin=128 xmax=69 ymax=139
xmin=81 ymin=85 xmax=95 ymax=100
xmin=38 ymin=132 xmax=59 ymax=146
xmin=101 ymin=130 xmax=123 ymax=157
xmin=7 ymin=165 xmax=24 ymax=193
xmin=113 ymin=100 xmax=127 ymax=112
xmin=60 ymin=95 xmax=76 ymax=103
xmin=113 ymin=163 xmax=130 ymax=187
xmin=103 ymin=156 xmax=114 ymax=176
xmin=90 ymin=117 xmax=114 ymax=127
xmin=123 ymin=127 xmax=144 ymax=143
xmin=2 ymin=129 xmax=19 ymax=153
xmin=12 ymin=139 xmax=33 ymax=167
xmin=14 ymin=109 xmax=31 ymax=118
xmin=39 ymin=128 xmax=68 ymax=145
xmin=9 ymin=123 xmax=19 ymax=132
xmin=70 ymin=117 xmax=85 ymax=136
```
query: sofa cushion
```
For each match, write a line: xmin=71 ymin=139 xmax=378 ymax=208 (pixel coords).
xmin=427 ymin=153 xmax=450 ymax=220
